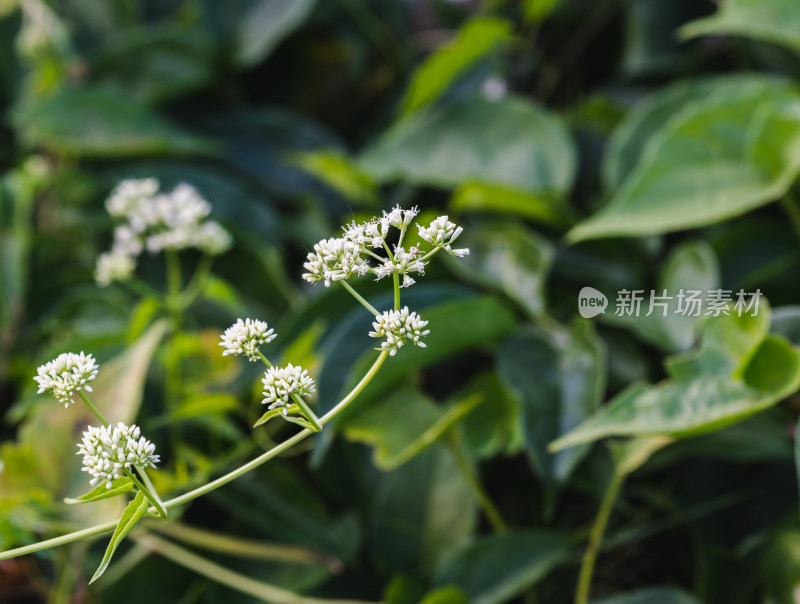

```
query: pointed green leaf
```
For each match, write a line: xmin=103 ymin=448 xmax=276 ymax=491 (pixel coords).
xmin=233 ymin=0 xmax=318 ymax=67
xmin=289 ymin=150 xmax=377 ymax=206
xmin=570 ymin=87 xmax=800 ymax=241
xmin=434 ymin=531 xmax=572 ymax=604
xmin=450 ymin=181 xmax=573 ymax=227
xmin=90 ymin=490 xmax=150 ymax=584
xmin=360 ymin=97 xmax=575 ymax=196
xmin=399 ymin=17 xmax=512 ymax=116
xmin=64 ymin=478 xmax=135 ymax=505
xmin=343 ymin=387 xmax=484 ymax=470
xmin=253 ymin=404 xmax=301 ymax=427
xmin=680 ymin=0 xmax=800 ymax=51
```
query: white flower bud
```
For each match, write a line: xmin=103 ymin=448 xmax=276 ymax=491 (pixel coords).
xmin=261 ymin=364 xmax=316 ymax=411
xmin=34 ymin=352 xmax=100 ymax=407
xmin=220 ymin=318 xmax=276 ymax=362
xmin=368 ymin=307 xmax=430 ymax=356
xmin=77 ymin=423 xmax=160 ymax=489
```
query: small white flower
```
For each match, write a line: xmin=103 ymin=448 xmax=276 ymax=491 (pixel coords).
xmin=261 ymin=364 xmax=316 ymax=410
xmin=77 ymin=422 xmax=160 ymax=489
xmin=111 ymin=225 xmax=144 ymax=256
xmin=219 ymin=318 xmax=276 ymax=362
xmin=34 ymin=352 xmax=100 ymax=407
xmin=302 ymin=237 xmax=367 ymax=287
xmin=194 ymin=221 xmax=232 ymax=255
xmin=417 ymin=215 xmax=463 ymax=247
xmin=95 ymin=251 xmax=136 ymax=287
xmin=105 ymin=178 xmax=159 ymax=219
xmin=369 ymin=307 xmax=430 ymax=356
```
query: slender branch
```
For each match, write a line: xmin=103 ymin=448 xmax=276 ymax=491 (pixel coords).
xmin=136 ymin=534 xmax=376 ymax=604
xmin=177 ymin=254 xmax=212 ymax=309
xmin=257 ymin=350 xmax=273 ymax=368
xmin=290 ymin=393 xmax=322 ymax=432
xmin=136 ymin=467 xmax=168 ymax=519
xmin=447 ymin=433 xmax=507 ymax=534
xmin=340 ymin=281 xmax=380 ymax=316
xmin=0 ymin=353 xmax=388 ymax=561
xmin=78 ymin=391 xmax=108 ymax=427
xmin=125 ymin=469 xmax=167 ymax=519
xmin=574 ymin=471 xmax=625 ymax=604
xmin=155 ymin=523 xmax=342 ymax=572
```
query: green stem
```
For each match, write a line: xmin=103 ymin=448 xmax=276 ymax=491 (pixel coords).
xmin=78 ymin=391 xmax=108 ymax=427
xmin=0 ymin=353 xmax=388 ymax=561
xmin=781 ymin=193 xmax=800 ymax=245
xmin=257 ymin=351 xmax=273 ymax=368
xmin=290 ymin=393 xmax=322 ymax=432
xmin=137 ymin=467 xmax=167 ymax=518
xmin=574 ymin=471 xmax=625 ymax=604
xmin=447 ymin=433 xmax=507 ymax=534
xmin=165 ymin=250 xmax=182 ymax=306
xmin=340 ymin=280 xmax=380 ymax=316
xmin=392 ymin=273 xmax=400 ymax=310
xmin=125 ymin=469 xmax=167 ymax=519
xmin=136 ymin=534 xmax=375 ymax=604
xmin=178 ymin=254 xmax=212 ymax=309
xmin=155 ymin=523 xmax=342 ymax=572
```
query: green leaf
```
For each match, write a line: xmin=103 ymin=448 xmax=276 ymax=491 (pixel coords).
xmin=126 ymin=296 xmax=161 ymax=343
xmin=590 ymin=586 xmax=704 ymax=604
xmin=459 ymin=373 xmax=524 ymax=460
xmin=254 ymin=404 xmax=301 ymax=428
xmin=64 ymin=478 xmax=135 ymax=505
xmin=360 ymin=97 xmax=575 ymax=196
xmin=172 ymin=393 xmax=239 ymax=420
xmin=289 ymin=150 xmax=377 ymax=206
xmin=680 ymin=0 xmax=800 ymax=51
xmin=549 ymin=335 xmax=800 ymax=451
xmin=602 ymin=74 xmax=794 ymax=191
xmin=498 ymin=320 xmax=605 ymax=485
xmin=571 ymin=86 xmax=800 ymax=241
xmin=90 ymin=490 xmax=151 ymax=583
xmin=523 ymin=0 xmax=563 ymax=23
xmin=442 ymin=222 xmax=554 ymax=319
xmin=232 ymin=0 xmax=318 ymax=67
xmin=343 ymin=387 xmax=484 ymax=470
xmin=434 ymin=531 xmax=572 ymax=604
xmin=90 ymin=23 xmax=217 ymax=103
xmin=450 ymin=181 xmax=573 ymax=227
xmin=370 ymin=446 xmax=476 ymax=570
xmin=760 ymin=528 xmax=800 ymax=603
xmin=12 ymin=87 xmax=214 ymax=157
xmin=399 ymin=17 xmax=511 ymax=116
xmin=420 ymin=587 xmax=468 ymax=604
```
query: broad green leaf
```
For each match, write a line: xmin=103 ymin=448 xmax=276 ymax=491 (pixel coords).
xmin=64 ymin=478 xmax=135 ymax=505
xmin=343 ymin=387 xmax=484 ymax=470
xmin=90 ymin=23 xmax=217 ymax=103
xmin=570 ymin=87 xmax=800 ymax=241
xmin=450 ymin=181 xmax=573 ymax=227
xmin=12 ymin=88 xmax=214 ymax=157
xmin=289 ymin=150 xmax=377 ymax=206
xmin=610 ymin=436 xmax=674 ymax=477
xmin=434 ymin=531 xmax=572 ymax=604
xmin=360 ymin=97 xmax=575 ymax=196
xmin=761 ymin=528 xmax=800 ymax=603
xmin=498 ymin=320 xmax=605 ymax=485
xmin=459 ymin=373 xmax=523 ymax=460
xmin=602 ymin=240 xmax=720 ymax=352
xmin=90 ymin=490 xmax=150 ymax=583
xmin=523 ymin=0 xmax=563 ymax=23
xmin=591 ymin=586 xmax=704 ymax=604
xmin=370 ymin=446 xmax=475 ymax=570
xmin=680 ymin=0 xmax=800 ymax=51
xmin=232 ymin=0 xmax=317 ymax=67
xmin=126 ymin=297 xmax=161 ymax=343
xmin=550 ymin=335 xmax=800 ymax=451
xmin=443 ymin=222 xmax=554 ymax=319
xmin=603 ymin=74 xmax=794 ymax=190
xmin=399 ymin=17 xmax=511 ymax=116
xmin=172 ymin=393 xmax=239 ymax=420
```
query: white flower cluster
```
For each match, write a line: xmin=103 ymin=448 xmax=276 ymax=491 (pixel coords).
xmin=369 ymin=307 xmax=430 ymax=356
xmin=302 ymin=207 xmax=468 ymax=288
xmin=219 ymin=318 xmax=277 ymax=362
xmin=95 ymin=179 xmax=233 ymax=286
xmin=261 ymin=364 xmax=316 ymax=412
xmin=77 ymin=422 xmax=160 ymax=489
xmin=34 ymin=352 xmax=100 ymax=407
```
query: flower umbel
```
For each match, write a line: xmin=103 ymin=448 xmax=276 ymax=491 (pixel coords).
xmin=77 ymin=423 xmax=160 ymax=489
xmin=34 ymin=352 xmax=100 ymax=406
xmin=220 ymin=318 xmax=277 ymax=362
xmin=261 ymin=364 xmax=316 ymax=412
xmin=369 ymin=307 xmax=430 ymax=356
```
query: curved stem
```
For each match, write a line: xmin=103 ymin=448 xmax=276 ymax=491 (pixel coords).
xmin=290 ymin=393 xmax=322 ymax=432
xmin=125 ymin=470 xmax=167 ymax=519
xmin=136 ymin=534 xmax=376 ymax=604
xmin=340 ymin=281 xmax=380 ymax=316
xmin=78 ymin=391 xmax=108 ymax=427
xmin=574 ymin=471 xmax=625 ymax=604
xmin=257 ymin=351 xmax=273 ymax=368
xmin=447 ymin=433 xmax=507 ymax=534
xmin=0 ymin=353 xmax=389 ymax=562
xmin=177 ymin=254 xmax=212 ymax=309
xmin=136 ymin=467 xmax=168 ymax=519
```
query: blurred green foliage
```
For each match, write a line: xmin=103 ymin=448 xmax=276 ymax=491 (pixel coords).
xmin=3 ymin=0 xmax=800 ymax=602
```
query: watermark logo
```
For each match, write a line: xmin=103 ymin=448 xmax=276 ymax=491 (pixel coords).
xmin=578 ymin=287 xmax=608 ymax=318
xmin=578 ymin=287 xmax=763 ymax=319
